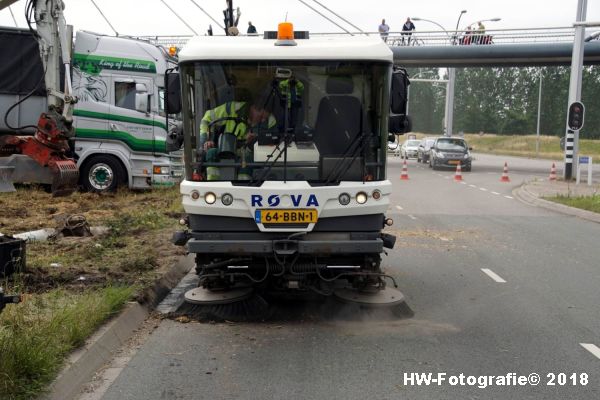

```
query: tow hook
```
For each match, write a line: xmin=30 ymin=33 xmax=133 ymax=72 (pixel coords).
xmin=273 ymin=239 xmax=298 ymax=255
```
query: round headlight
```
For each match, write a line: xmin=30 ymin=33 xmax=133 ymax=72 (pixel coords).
xmin=190 ymin=190 xmax=200 ymax=200
xmin=205 ymin=192 xmax=216 ymax=204
xmin=372 ymin=190 xmax=381 ymax=200
xmin=221 ymin=193 xmax=234 ymax=206
xmin=338 ymin=193 xmax=351 ymax=206
xmin=356 ymin=192 xmax=368 ymax=204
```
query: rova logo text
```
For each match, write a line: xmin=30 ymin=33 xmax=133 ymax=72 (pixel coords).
xmin=251 ymin=194 xmax=319 ymax=207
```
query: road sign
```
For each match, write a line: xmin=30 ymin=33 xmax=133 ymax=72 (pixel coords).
xmin=579 ymin=156 xmax=590 ymax=164
xmin=568 ymin=101 xmax=585 ymax=131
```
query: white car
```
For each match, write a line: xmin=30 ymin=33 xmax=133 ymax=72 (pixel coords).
xmin=400 ymin=139 xmax=421 ymax=159
xmin=388 ymin=141 xmax=400 ymax=154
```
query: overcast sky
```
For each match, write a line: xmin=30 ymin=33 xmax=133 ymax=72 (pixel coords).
xmin=1 ymin=0 xmax=599 ymax=37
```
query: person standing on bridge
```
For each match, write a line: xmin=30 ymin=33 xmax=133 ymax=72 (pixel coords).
xmin=476 ymin=21 xmax=486 ymax=44
xmin=247 ymin=21 xmax=257 ymax=35
xmin=401 ymin=18 xmax=416 ymax=45
xmin=378 ymin=19 xmax=390 ymax=43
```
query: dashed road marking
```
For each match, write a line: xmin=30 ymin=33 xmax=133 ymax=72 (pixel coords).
xmin=460 ymin=182 xmax=467 ymax=185
xmin=444 ymin=176 xmax=450 ymax=179
xmin=407 ymin=214 xmax=417 ymax=220
xmin=469 ymin=184 xmax=477 ymax=188
xmin=481 ymin=268 xmax=507 ymax=283
xmin=580 ymin=343 xmax=600 ymax=360
xmin=480 ymin=188 xmax=488 ymax=192
xmin=396 ymin=205 xmax=403 ymax=211
xmin=504 ymin=195 xmax=514 ymax=199
xmin=492 ymin=191 xmax=500 ymax=195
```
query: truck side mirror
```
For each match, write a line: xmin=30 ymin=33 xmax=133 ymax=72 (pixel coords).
xmin=388 ymin=134 xmax=396 ymax=142
xmin=165 ymin=71 xmax=182 ymax=114
xmin=390 ymin=68 xmax=410 ymax=115
xmin=389 ymin=114 xmax=412 ymax=134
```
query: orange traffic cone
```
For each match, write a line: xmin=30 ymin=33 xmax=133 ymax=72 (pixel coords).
xmin=549 ymin=163 xmax=557 ymax=181
xmin=454 ymin=163 xmax=463 ymax=181
xmin=400 ymin=158 xmax=409 ymax=180
xmin=500 ymin=162 xmax=510 ymax=182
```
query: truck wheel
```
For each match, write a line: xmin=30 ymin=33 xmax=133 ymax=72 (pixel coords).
xmin=81 ymin=155 xmax=126 ymax=193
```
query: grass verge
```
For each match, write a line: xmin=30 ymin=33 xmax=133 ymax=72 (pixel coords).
xmin=0 ymin=286 xmax=133 ymax=400
xmin=545 ymin=194 xmax=600 ymax=214
xmin=0 ymin=186 xmax=186 ymax=398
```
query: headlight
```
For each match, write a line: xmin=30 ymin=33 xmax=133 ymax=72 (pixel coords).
xmin=464 ymin=153 xmax=470 ymax=159
xmin=205 ymin=192 xmax=216 ymax=204
xmin=338 ymin=193 xmax=351 ymax=206
xmin=221 ymin=193 xmax=233 ymax=206
xmin=356 ymin=192 xmax=368 ymax=204
xmin=153 ymin=166 xmax=169 ymax=175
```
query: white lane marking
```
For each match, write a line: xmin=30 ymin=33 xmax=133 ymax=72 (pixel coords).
xmin=445 ymin=176 xmax=450 ymax=179
xmin=492 ymin=191 xmax=500 ymax=195
xmin=469 ymin=184 xmax=477 ymax=188
xmin=481 ymin=268 xmax=507 ymax=283
xmin=396 ymin=205 xmax=403 ymax=210
xmin=504 ymin=195 xmax=514 ymax=199
xmin=480 ymin=188 xmax=488 ymax=192
xmin=460 ymin=182 xmax=467 ymax=185
xmin=580 ymin=343 xmax=600 ymax=360
xmin=407 ymin=214 xmax=417 ymax=220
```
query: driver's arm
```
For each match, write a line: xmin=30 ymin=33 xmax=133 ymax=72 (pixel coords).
xmin=199 ymin=108 xmax=216 ymax=149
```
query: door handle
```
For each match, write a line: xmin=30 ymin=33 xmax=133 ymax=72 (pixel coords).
xmin=110 ymin=123 xmax=118 ymax=131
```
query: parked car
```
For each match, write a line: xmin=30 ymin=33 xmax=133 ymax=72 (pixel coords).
xmin=429 ymin=137 xmax=472 ymax=171
xmin=400 ymin=139 xmax=421 ymax=159
xmin=388 ymin=140 xmax=400 ymax=154
xmin=417 ymin=137 xmax=437 ymax=163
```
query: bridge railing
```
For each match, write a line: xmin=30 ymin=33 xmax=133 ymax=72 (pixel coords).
xmin=137 ymin=27 xmax=597 ymax=49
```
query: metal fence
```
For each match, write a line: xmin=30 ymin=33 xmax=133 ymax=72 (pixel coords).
xmin=137 ymin=27 xmax=598 ymax=49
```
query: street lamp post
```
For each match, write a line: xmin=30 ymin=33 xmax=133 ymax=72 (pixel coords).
xmin=412 ymin=13 xmax=466 ymax=136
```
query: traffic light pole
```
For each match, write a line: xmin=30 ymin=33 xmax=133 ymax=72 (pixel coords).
xmin=564 ymin=0 xmax=587 ymax=180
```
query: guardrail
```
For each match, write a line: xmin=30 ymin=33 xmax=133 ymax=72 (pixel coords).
xmin=137 ymin=26 xmax=599 ymax=48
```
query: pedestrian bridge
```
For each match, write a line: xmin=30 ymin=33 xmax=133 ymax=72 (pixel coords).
xmin=140 ymin=26 xmax=600 ymax=67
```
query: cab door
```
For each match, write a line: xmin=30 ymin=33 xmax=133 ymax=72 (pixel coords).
xmin=109 ymin=77 xmax=156 ymax=154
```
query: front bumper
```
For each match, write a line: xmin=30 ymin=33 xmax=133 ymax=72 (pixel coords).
xmin=435 ymin=158 xmax=471 ymax=168
xmin=187 ymin=238 xmax=384 ymax=255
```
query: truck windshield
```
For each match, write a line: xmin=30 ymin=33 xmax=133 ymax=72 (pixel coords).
xmin=180 ymin=61 xmax=390 ymax=183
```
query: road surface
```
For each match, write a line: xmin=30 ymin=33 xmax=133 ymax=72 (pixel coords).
xmin=81 ymin=154 xmax=599 ymax=400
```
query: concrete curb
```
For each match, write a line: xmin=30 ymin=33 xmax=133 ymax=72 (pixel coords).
xmin=513 ymin=184 xmax=600 ymax=224
xmin=43 ymin=254 xmax=194 ymax=400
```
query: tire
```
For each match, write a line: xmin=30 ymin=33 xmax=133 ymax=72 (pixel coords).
xmin=464 ymin=165 xmax=472 ymax=172
xmin=80 ymin=155 xmax=127 ymax=193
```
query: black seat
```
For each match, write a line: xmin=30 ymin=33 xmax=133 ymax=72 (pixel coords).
xmin=314 ymin=76 xmax=362 ymax=157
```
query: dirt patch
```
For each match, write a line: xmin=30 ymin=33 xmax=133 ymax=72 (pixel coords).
xmin=1 ymin=187 xmax=186 ymax=294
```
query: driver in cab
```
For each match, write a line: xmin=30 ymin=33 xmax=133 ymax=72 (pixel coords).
xmin=198 ymin=95 xmax=277 ymax=180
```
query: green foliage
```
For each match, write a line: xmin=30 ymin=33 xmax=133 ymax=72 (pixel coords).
xmin=546 ymin=195 xmax=600 ymax=213
xmin=408 ymin=66 xmax=600 ymax=137
xmin=0 ymin=287 xmax=133 ymax=400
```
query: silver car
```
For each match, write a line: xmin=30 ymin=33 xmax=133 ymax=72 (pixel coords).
xmin=400 ymin=139 xmax=421 ymax=159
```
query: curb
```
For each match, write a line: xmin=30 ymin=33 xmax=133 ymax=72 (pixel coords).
xmin=43 ymin=254 xmax=194 ymax=400
xmin=513 ymin=184 xmax=600 ymax=224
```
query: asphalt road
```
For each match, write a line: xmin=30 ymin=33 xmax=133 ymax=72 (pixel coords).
xmin=87 ymin=154 xmax=599 ymax=400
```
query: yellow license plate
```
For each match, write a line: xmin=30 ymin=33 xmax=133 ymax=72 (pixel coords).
xmin=448 ymin=160 xmax=461 ymax=165
xmin=256 ymin=209 xmax=318 ymax=224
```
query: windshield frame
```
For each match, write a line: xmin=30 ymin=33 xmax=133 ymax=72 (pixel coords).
xmin=179 ymin=59 xmax=392 ymax=184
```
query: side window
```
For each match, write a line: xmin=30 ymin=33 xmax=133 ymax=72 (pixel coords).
xmin=114 ymin=82 xmax=136 ymax=110
xmin=158 ymin=87 xmax=166 ymax=117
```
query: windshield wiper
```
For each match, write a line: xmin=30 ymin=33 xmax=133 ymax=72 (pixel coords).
xmin=324 ymin=106 xmax=371 ymax=185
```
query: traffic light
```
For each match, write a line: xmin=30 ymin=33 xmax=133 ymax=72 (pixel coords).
xmin=568 ymin=101 xmax=585 ymax=131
